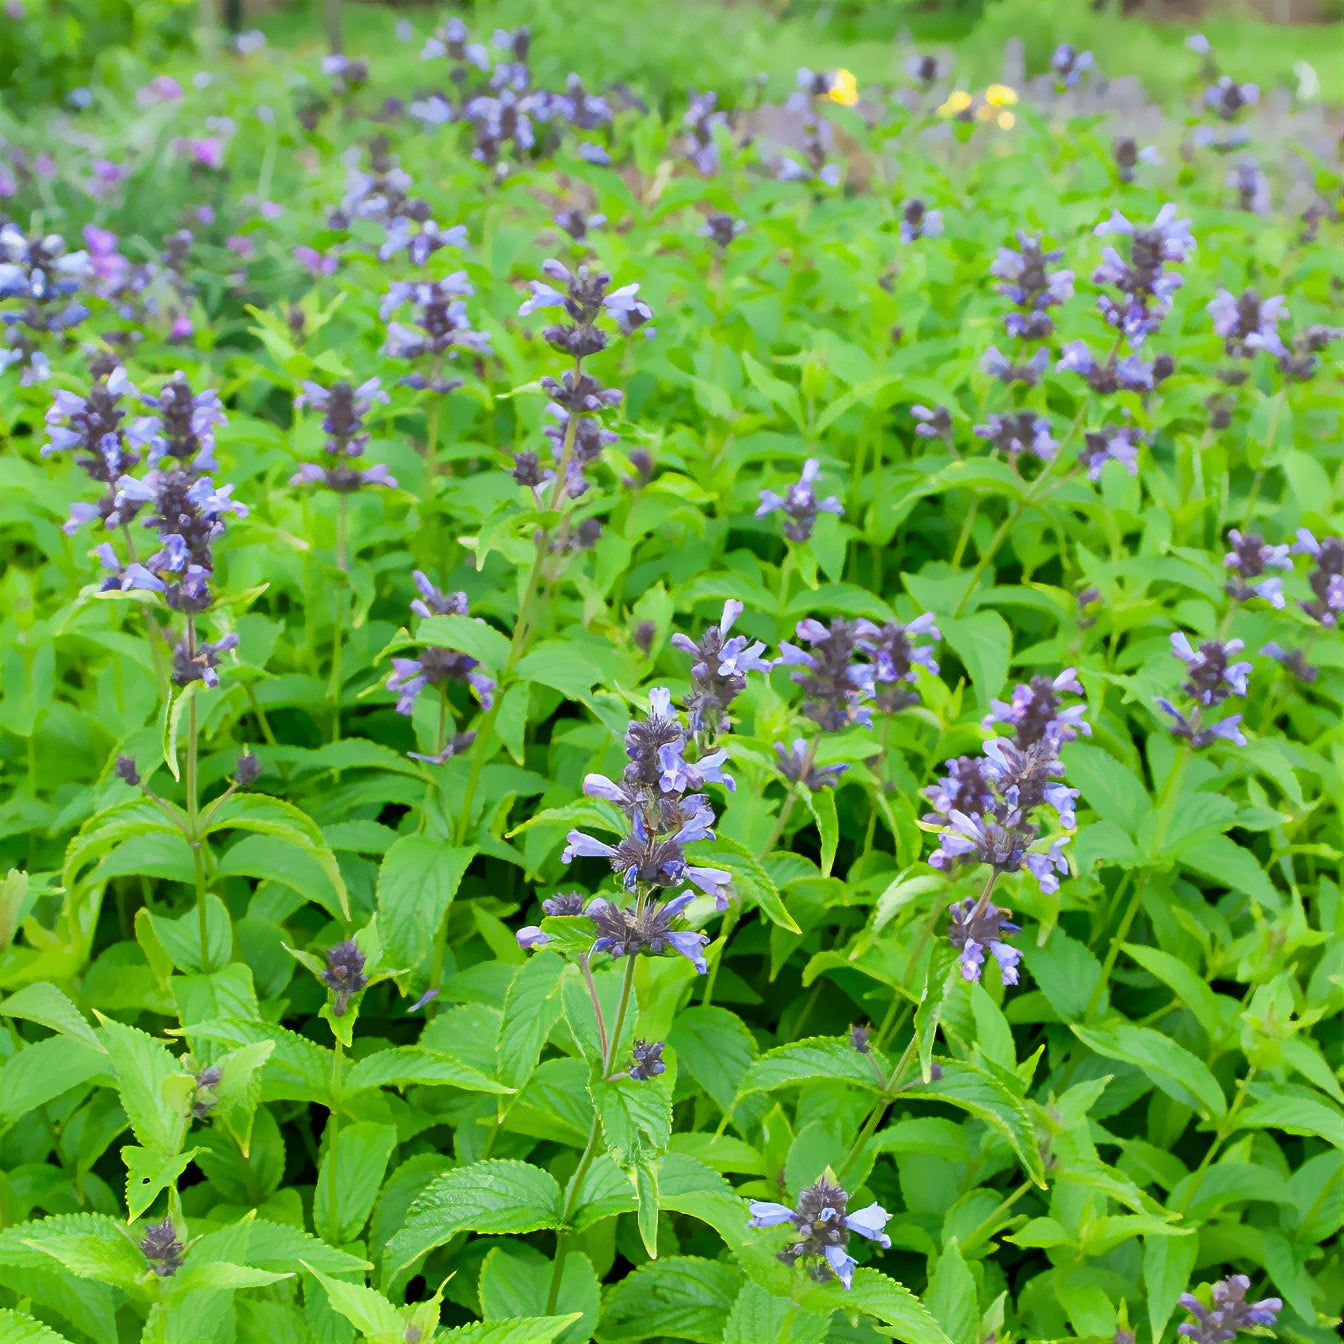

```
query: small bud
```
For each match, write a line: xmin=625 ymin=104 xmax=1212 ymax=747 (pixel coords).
xmin=629 ymin=1039 xmax=666 ymax=1081
xmin=235 ymin=753 xmax=261 ymax=786
xmin=849 ymin=1024 xmax=871 ymax=1054
xmin=139 ymin=1216 xmax=185 ymax=1276
xmin=115 ymin=754 xmax=141 ymax=786
xmin=321 ymin=938 xmax=368 ymax=1016
xmin=633 ymin=620 xmax=657 ymax=654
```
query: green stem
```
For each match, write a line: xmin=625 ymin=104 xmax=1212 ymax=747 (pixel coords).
xmin=327 ymin=1037 xmax=344 ymax=1244
xmin=545 ymin=956 xmax=636 ymax=1314
xmin=1085 ymin=741 xmax=1193 ymax=1018
xmin=834 ymin=1031 xmax=919 ymax=1186
xmin=952 ymin=400 xmax=1091 ymax=619
xmin=455 ymin=362 xmax=585 ymax=844
xmin=959 ymin=1178 xmax=1035 ymax=1254
xmin=184 ymin=619 xmax=210 ymax=972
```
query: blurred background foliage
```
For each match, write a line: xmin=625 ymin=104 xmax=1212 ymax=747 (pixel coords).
xmin=4 ymin=0 xmax=1340 ymax=113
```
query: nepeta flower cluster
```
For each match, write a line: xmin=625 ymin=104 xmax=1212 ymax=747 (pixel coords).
xmin=926 ymin=670 xmax=1087 ymax=932
xmin=1207 ymin=288 xmax=1286 ymax=359
xmin=321 ymin=938 xmax=368 ymax=1016
xmin=1050 ymin=43 xmax=1094 ymax=89
xmin=865 ymin=615 xmax=941 ymax=712
xmin=1057 ymin=338 xmax=1171 ymax=394
xmin=948 ymin=895 xmax=1023 ymax=986
xmin=1224 ymin=530 xmax=1290 ymax=608
xmin=682 ymin=90 xmax=729 ymax=175
xmin=138 ymin=1216 xmax=185 ymax=1277
xmin=291 ymin=378 xmax=396 ymax=491
xmin=1177 ymin=1274 xmax=1279 ymax=1342
xmin=989 ymin=232 xmax=1074 ymax=341
xmin=671 ymin=599 xmax=774 ymax=739
xmin=44 ymin=366 xmax=154 ymax=534
xmin=1093 ymin=204 xmax=1195 ymax=346
xmin=514 ymin=259 xmax=651 ymax=499
xmin=381 ymin=273 xmax=490 ymax=388
xmin=748 ymin=1174 xmax=891 ymax=1290
xmin=756 ymin=459 xmax=844 ymax=541
xmin=1294 ymin=529 xmax=1344 ymax=629
xmin=386 ymin=574 xmax=494 ymax=756
xmin=0 ymin=221 xmax=90 ymax=382
xmin=899 ymin=199 xmax=942 ymax=244
xmin=779 ymin=618 xmax=876 ymax=732
xmin=1158 ymin=633 xmax=1250 ymax=748
xmin=1079 ymin=423 xmax=1143 ymax=481
xmin=974 ymin=411 xmax=1056 ymax=463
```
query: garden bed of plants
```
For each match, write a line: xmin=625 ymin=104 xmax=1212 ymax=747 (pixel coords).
xmin=0 ymin=2 xmax=1340 ymax=1341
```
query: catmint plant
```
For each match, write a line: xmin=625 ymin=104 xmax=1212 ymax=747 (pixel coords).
xmin=1293 ymin=529 xmax=1343 ymax=628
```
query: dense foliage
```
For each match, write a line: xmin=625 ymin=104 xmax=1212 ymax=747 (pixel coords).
xmin=1 ymin=4 xmax=1341 ymax=1343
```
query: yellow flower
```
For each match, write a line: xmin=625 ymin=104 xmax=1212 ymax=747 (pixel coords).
xmin=985 ymin=83 xmax=1019 ymax=107
xmin=828 ymin=69 xmax=859 ymax=107
xmin=997 ymin=110 xmax=1016 ymax=130
xmin=938 ymin=89 xmax=973 ymax=117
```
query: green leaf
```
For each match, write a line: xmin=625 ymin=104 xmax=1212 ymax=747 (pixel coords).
xmin=122 ymin=1145 xmax=197 ymax=1222
xmin=0 ymin=1308 xmax=78 ymax=1344
xmin=695 ymin=836 xmax=799 ymax=933
xmin=343 ymin=1046 xmax=511 ymax=1096
xmin=925 ymin=1239 xmax=977 ymax=1343
xmin=901 ymin=1062 xmax=1046 ymax=1187
xmin=384 ymin=1160 xmax=563 ymax=1280
xmin=438 ymin=1318 xmax=583 ymax=1344
xmin=740 ymin=351 xmax=804 ymax=428
xmin=735 ymin=1036 xmax=886 ymax=1102
xmin=94 ymin=1014 xmax=193 ymax=1156
xmin=0 ymin=1036 xmax=110 ymax=1126
xmin=1172 ymin=835 xmax=1281 ymax=910
xmin=1144 ymin=1228 xmax=1200 ymax=1344
xmin=301 ymin=1261 xmax=404 ymax=1339
xmin=480 ymin=1246 xmax=599 ymax=1344
xmin=803 ymin=788 xmax=839 ymax=878
xmin=800 ymin=1269 xmax=954 ymax=1344
xmin=915 ymin=960 xmax=956 ymax=1083
xmin=205 ymin=794 xmax=348 ymax=919
xmin=667 ymin=1006 xmax=757 ymax=1114
xmin=375 ymin=837 xmax=476 ymax=969
xmin=590 ymin=1074 xmax=674 ymax=1164
xmin=0 ymin=983 xmax=103 ymax=1053
xmin=22 ymin=1228 xmax=144 ymax=1290
xmin=497 ymin=952 xmax=565 ymax=1090
xmin=723 ymin=1282 xmax=830 ymax=1344
xmin=602 ymin=1257 xmax=742 ymax=1343
xmin=635 ymin=1156 xmax=660 ymax=1259
xmin=514 ymin=643 xmax=605 ymax=702
xmin=1235 ymin=1082 xmax=1344 ymax=1150
xmin=409 ymin=614 xmax=511 ymax=670
xmin=939 ymin=611 xmax=1011 ymax=710
xmin=315 ymin=1121 xmax=397 ymax=1243
xmin=1121 ymin=943 xmax=1220 ymax=1037
xmin=1071 ymin=1024 xmax=1226 ymax=1120
xmin=143 ymin=895 xmax=233 ymax=974
xmin=1026 ymin=928 xmax=1106 ymax=1023
xmin=163 ymin=1260 xmax=293 ymax=1298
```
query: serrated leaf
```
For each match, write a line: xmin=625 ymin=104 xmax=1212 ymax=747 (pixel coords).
xmin=95 ymin=1015 xmax=192 ymax=1157
xmin=375 ymin=837 xmax=476 ymax=969
xmin=735 ymin=1036 xmax=886 ymax=1102
xmin=0 ymin=983 xmax=103 ymax=1053
xmin=1071 ymin=1024 xmax=1226 ymax=1120
xmin=384 ymin=1160 xmax=562 ymax=1281
xmin=301 ymin=1261 xmax=404 ymax=1338
xmin=497 ymin=952 xmax=565 ymax=1090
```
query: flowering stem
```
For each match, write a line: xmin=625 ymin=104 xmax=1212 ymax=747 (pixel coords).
xmin=183 ymin=618 xmax=210 ymax=972
xmin=580 ymin=953 xmax=609 ymax=1062
xmin=1085 ymin=740 xmax=1192 ymax=1018
xmin=546 ymin=955 xmax=635 ymax=1315
xmin=834 ymin=1031 xmax=919 ymax=1187
xmin=326 ymin=1036 xmax=343 ymax=1244
xmin=959 ymin=1178 xmax=1035 ymax=1255
xmin=951 ymin=401 xmax=1090 ymax=619
xmin=455 ymin=360 xmax=584 ymax=845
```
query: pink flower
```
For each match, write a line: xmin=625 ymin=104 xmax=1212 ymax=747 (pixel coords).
xmin=294 ymin=245 xmax=338 ymax=277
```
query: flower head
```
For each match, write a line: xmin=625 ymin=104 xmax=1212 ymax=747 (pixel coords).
xmin=139 ymin=1216 xmax=185 ymax=1277
xmin=321 ymin=938 xmax=368 ymax=1016
xmin=756 ymin=459 xmax=844 ymax=543
xmin=1177 ymin=1273 xmax=1280 ymax=1342
xmin=747 ymin=1174 xmax=890 ymax=1290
